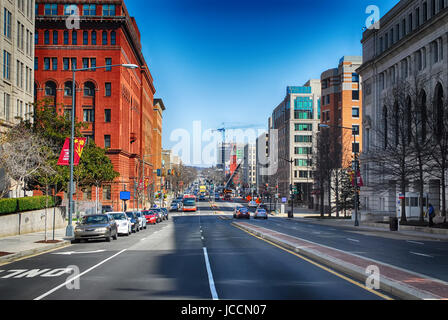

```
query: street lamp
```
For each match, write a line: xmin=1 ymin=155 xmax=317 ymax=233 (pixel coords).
xmin=319 ymin=123 xmax=360 ymax=226
xmin=279 ymin=157 xmax=294 ymax=218
xmin=66 ymin=63 xmax=139 ymax=238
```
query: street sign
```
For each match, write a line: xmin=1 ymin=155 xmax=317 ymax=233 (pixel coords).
xmin=120 ymin=191 xmax=131 ymax=201
xmin=282 ymin=197 xmax=287 ymax=203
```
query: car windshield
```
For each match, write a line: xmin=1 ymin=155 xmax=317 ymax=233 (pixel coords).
xmin=184 ymin=200 xmax=196 ymax=206
xmin=135 ymin=212 xmax=142 ymax=217
xmin=257 ymin=210 xmax=267 ymax=214
xmin=239 ymin=208 xmax=248 ymax=213
xmin=110 ymin=213 xmax=126 ymax=220
xmin=125 ymin=213 xmax=134 ymax=219
xmin=82 ymin=215 xmax=108 ymax=225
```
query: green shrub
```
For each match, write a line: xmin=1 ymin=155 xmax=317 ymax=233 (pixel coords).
xmin=0 ymin=198 xmax=18 ymax=214
xmin=18 ymin=196 xmax=54 ymax=212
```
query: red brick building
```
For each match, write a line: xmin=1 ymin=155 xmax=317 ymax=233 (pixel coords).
xmin=34 ymin=0 xmax=164 ymax=211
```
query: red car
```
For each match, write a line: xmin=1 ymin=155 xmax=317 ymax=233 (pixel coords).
xmin=143 ymin=210 xmax=157 ymax=224
xmin=233 ymin=207 xmax=250 ymax=219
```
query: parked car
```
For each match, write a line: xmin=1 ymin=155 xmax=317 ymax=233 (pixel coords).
xmin=143 ymin=210 xmax=157 ymax=225
xmin=74 ymin=214 xmax=118 ymax=242
xmin=233 ymin=207 xmax=250 ymax=219
xmin=254 ymin=209 xmax=268 ymax=220
xmin=133 ymin=211 xmax=146 ymax=230
xmin=125 ymin=212 xmax=140 ymax=233
xmin=149 ymin=208 xmax=163 ymax=223
xmin=161 ymin=207 xmax=169 ymax=220
xmin=109 ymin=212 xmax=132 ymax=236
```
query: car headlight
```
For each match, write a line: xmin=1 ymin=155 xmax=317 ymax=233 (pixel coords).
xmin=96 ymin=227 xmax=108 ymax=232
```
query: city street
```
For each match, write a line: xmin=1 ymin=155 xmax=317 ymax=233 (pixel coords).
xmin=0 ymin=201 xmax=389 ymax=300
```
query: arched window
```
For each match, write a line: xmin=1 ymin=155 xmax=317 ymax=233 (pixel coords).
xmin=44 ymin=30 xmax=50 ymax=44
xmin=102 ymin=31 xmax=108 ymax=45
xmin=64 ymin=81 xmax=73 ymax=96
xmin=83 ymin=31 xmax=89 ymax=45
xmin=45 ymin=81 xmax=56 ymax=96
xmin=84 ymin=81 xmax=95 ymax=97
xmin=91 ymin=31 xmax=97 ymax=45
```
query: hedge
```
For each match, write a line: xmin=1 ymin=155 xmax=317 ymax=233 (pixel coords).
xmin=0 ymin=196 xmax=55 ymax=215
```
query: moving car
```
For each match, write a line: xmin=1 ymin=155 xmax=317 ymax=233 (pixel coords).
xmin=170 ymin=200 xmax=180 ymax=212
xmin=233 ymin=207 xmax=250 ymax=219
xmin=143 ymin=210 xmax=157 ymax=224
xmin=74 ymin=214 xmax=118 ymax=242
xmin=109 ymin=212 xmax=131 ymax=236
xmin=254 ymin=208 xmax=268 ymax=220
xmin=125 ymin=212 xmax=140 ymax=233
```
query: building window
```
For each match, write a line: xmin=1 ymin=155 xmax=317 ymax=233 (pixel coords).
xmin=63 ymin=30 xmax=69 ymax=44
xmin=84 ymin=82 xmax=95 ymax=97
xmin=416 ymin=7 xmax=420 ymax=27
xmin=82 ymin=187 xmax=92 ymax=200
xmin=71 ymin=57 xmax=77 ymax=70
xmin=432 ymin=0 xmax=436 ymax=16
xmin=105 ymin=83 xmax=111 ymax=96
xmin=352 ymin=142 xmax=360 ymax=153
xmin=299 ymin=171 xmax=309 ymax=178
xmin=352 ymin=107 xmax=360 ymax=118
xmin=63 ymin=58 xmax=69 ymax=71
xmin=111 ymin=31 xmax=116 ymax=45
xmin=352 ymin=73 xmax=359 ymax=83
xmin=433 ymin=41 xmax=439 ymax=63
xmin=82 ymin=58 xmax=89 ymax=69
xmin=91 ymin=31 xmax=97 ymax=45
xmin=352 ymin=90 xmax=360 ymax=100
xmin=102 ymin=31 xmax=108 ymax=45
xmin=83 ymin=4 xmax=96 ymax=16
xmin=45 ymin=81 xmax=56 ymax=96
xmin=105 ymin=109 xmax=111 ymax=122
xmin=44 ymin=4 xmax=58 ymax=15
xmin=104 ymin=135 xmax=111 ymax=148
xmin=83 ymin=31 xmax=88 ymax=45
xmin=103 ymin=4 xmax=116 ymax=16
xmin=44 ymin=30 xmax=50 ymax=44
xmin=53 ymin=31 xmax=58 ymax=44
xmin=72 ymin=31 xmax=77 ymax=45
xmin=3 ymin=50 xmax=11 ymax=80
xmin=90 ymin=58 xmax=96 ymax=70
xmin=3 ymin=93 xmax=10 ymax=121
xmin=52 ymin=57 xmax=58 ymax=70
xmin=64 ymin=4 xmax=77 ymax=15
xmin=295 ymin=135 xmax=312 ymax=143
xmin=352 ymin=125 xmax=360 ymax=136
xmin=34 ymin=57 xmax=38 ymax=70
xmin=35 ymin=32 xmax=39 ymax=45
xmin=64 ymin=82 xmax=73 ymax=96
xmin=295 ymin=123 xmax=313 ymax=131
xmin=83 ymin=108 xmax=95 ymax=122
xmin=105 ymin=58 xmax=112 ymax=71
xmin=44 ymin=57 xmax=50 ymax=70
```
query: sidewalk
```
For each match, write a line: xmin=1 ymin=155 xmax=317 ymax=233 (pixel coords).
xmin=0 ymin=227 xmax=71 ymax=266
xmin=233 ymin=221 xmax=448 ymax=300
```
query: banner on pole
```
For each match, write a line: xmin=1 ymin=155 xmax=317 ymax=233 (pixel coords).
xmin=57 ymin=138 xmax=87 ymax=166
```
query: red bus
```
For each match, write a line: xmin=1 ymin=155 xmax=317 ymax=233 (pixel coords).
xmin=183 ymin=195 xmax=197 ymax=212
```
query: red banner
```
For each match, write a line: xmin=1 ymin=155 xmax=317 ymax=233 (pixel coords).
xmin=57 ymin=138 xmax=87 ymax=166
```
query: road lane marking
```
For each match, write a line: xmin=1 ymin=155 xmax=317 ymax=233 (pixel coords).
xmin=203 ymin=247 xmax=218 ymax=300
xmin=34 ymin=249 xmax=127 ymax=300
xmin=410 ymin=252 xmax=433 ymax=258
xmin=232 ymin=224 xmax=392 ymax=300
xmin=347 ymin=238 xmax=360 ymax=243
xmin=407 ymin=241 xmax=424 ymax=245
xmin=52 ymin=250 xmax=106 ymax=255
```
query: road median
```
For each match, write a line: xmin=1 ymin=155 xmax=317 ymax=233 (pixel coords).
xmin=232 ymin=221 xmax=448 ymax=300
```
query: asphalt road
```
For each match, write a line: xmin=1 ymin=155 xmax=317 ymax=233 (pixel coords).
xmin=0 ymin=201 xmax=389 ymax=300
xmin=235 ymin=201 xmax=448 ymax=282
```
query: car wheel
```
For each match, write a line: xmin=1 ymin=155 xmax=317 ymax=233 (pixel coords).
xmin=105 ymin=235 xmax=111 ymax=242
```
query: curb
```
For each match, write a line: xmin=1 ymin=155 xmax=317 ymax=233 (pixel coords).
xmin=232 ymin=222 xmax=445 ymax=300
xmin=0 ymin=240 xmax=71 ymax=266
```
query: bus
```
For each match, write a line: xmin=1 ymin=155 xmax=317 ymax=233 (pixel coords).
xmin=183 ymin=195 xmax=197 ymax=212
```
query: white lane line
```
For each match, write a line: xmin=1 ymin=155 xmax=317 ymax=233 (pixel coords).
xmin=203 ymin=247 xmax=218 ymax=300
xmin=34 ymin=249 xmax=127 ymax=300
xmin=407 ymin=240 xmax=424 ymax=245
xmin=410 ymin=251 xmax=433 ymax=258
xmin=346 ymin=238 xmax=360 ymax=243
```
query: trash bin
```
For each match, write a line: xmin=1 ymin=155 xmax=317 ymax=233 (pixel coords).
xmin=389 ymin=217 xmax=398 ymax=231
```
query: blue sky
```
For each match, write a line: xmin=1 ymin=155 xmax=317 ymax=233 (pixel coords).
xmin=125 ymin=0 xmax=398 ymax=165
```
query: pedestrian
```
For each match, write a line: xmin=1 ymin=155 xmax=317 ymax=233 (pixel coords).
xmin=428 ymin=203 xmax=435 ymax=227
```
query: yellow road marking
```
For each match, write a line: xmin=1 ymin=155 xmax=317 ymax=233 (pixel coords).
xmin=0 ymin=242 xmax=71 ymax=267
xmin=232 ymin=224 xmax=393 ymax=300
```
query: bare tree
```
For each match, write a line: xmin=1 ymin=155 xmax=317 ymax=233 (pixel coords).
xmin=314 ymin=128 xmax=333 ymax=217
xmin=362 ymin=81 xmax=417 ymax=222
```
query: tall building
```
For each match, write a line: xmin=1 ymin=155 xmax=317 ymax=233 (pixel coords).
xmin=256 ymin=131 xmax=269 ymax=195
xmin=34 ymin=0 xmax=163 ymax=210
xmin=358 ymin=0 xmax=447 ymax=217
xmin=0 ymin=0 xmax=35 ymax=197
xmin=271 ymin=81 xmax=321 ymax=203
xmin=242 ymin=143 xmax=256 ymax=191
xmin=321 ymin=56 xmax=363 ymax=168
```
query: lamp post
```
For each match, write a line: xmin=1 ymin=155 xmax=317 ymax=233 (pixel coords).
xmin=280 ymin=157 xmax=294 ymax=218
xmin=66 ymin=63 xmax=139 ymax=238
xmin=319 ymin=123 xmax=359 ymax=227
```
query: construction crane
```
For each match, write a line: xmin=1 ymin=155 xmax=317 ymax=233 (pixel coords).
xmin=212 ymin=122 xmax=264 ymax=172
